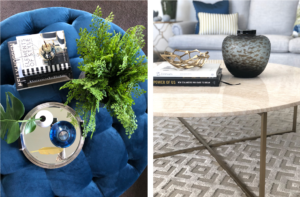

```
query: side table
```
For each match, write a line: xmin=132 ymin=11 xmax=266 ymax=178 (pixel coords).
xmin=153 ymin=21 xmax=181 ymax=62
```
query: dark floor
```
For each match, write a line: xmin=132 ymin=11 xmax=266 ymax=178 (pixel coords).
xmin=0 ymin=0 xmax=148 ymax=56
xmin=122 ymin=167 xmax=147 ymax=197
xmin=0 ymin=1 xmax=148 ymax=196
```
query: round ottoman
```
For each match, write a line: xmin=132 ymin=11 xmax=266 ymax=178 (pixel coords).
xmin=0 ymin=7 xmax=147 ymax=197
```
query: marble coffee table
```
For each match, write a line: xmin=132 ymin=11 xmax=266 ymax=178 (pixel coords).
xmin=153 ymin=61 xmax=300 ymax=197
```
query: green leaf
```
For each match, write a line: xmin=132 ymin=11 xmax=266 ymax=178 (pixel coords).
xmin=24 ymin=118 xmax=37 ymax=135
xmin=6 ymin=122 xmax=20 ymax=144
xmin=0 ymin=122 xmax=7 ymax=139
xmin=0 ymin=103 xmax=5 ymax=120
xmin=0 ymin=104 xmax=8 ymax=139
xmin=5 ymin=92 xmax=25 ymax=120
xmin=0 ymin=92 xmax=25 ymax=143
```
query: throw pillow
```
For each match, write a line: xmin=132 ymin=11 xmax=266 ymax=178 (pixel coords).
xmin=293 ymin=25 xmax=300 ymax=37
xmin=198 ymin=12 xmax=238 ymax=35
xmin=294 ymin=5 xmax=300 ymax=37
xmin=193 ymin=0 xmax=229 ymax=34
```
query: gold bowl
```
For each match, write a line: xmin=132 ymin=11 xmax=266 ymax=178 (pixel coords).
xmin=160 ymin=49 xmax=210 ymax=69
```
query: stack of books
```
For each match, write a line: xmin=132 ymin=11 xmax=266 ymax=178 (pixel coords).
xmin=153 ymin=62 xmax=222 ymax=86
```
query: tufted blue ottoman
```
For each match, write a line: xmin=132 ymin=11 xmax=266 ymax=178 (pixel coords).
xmin=0 ymin=7 xmax=147 ymax=197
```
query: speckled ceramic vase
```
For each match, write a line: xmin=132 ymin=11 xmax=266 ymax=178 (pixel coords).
xmin=222 ymin=30 xmax=271 ymax=78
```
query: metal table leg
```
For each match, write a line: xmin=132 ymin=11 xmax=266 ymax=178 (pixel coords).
xmin=259 ymin=112 xmax=267 ymax=197
xmin=293 ymin=106 xmax=298 ymax=132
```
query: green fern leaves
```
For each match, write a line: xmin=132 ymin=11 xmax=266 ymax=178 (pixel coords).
xmin=60 ymin=6 xmax=147 ymax=139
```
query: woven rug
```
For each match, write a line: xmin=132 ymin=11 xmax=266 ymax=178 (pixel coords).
xmin=154 ymin=108 xmax=300 ymax=197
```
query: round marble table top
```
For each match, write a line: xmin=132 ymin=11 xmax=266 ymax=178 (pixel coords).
xmin=153 ymin=61 xmax=300 ymax=117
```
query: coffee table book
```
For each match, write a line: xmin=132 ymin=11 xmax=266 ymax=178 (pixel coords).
xmin=8 ymin=31 xmax=72 ymax=91
xmin=154 ymin=62 xmax=221 ymax=77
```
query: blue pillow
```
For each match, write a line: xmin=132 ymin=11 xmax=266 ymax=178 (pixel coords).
xmin=294 ymin=25 xmax=300 ymax=33
xmin=193 ymin=0 xmax=229 ymax=34
xmin=293 ymin=24 xmax=300 ymax=37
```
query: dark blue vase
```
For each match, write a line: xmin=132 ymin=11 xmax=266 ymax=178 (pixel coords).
xmin=50 ymin=121 xmax=76 ymax=148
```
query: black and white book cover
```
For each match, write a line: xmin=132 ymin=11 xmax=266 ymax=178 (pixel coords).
xmin=8 ymin=30 xmax=72 ymax=91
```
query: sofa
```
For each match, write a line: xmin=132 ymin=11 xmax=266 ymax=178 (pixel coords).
xmin=170 ymin=0 xmax=300 ymax=68
xmin=0 ymin=7 xmax=147 ymax=197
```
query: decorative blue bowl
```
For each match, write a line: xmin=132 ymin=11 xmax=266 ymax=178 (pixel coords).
xmin=49 ymin=121 xmax=76 ymax=148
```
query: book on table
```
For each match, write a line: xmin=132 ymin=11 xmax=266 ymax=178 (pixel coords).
xmin=153 ymin=61 xmax=221 ymax=78
xmin=153 ymin=62 xmax=222 ymax=86
xmin=7 ymin=30 xmax=72 ymax=91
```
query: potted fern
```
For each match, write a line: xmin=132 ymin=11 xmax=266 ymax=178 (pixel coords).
xmin=60 ymin=6 xmax=147 ymax=139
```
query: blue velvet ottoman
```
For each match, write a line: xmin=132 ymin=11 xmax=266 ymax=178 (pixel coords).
xmin=0 ymin=7 xmax=147 ymax=197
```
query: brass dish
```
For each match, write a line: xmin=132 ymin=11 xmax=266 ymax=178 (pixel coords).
xmin=160 ymin=49 xmax=210 ymax=69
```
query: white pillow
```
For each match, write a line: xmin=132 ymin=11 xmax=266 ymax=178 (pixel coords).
xmin=198 ymin=12 xmax=238 ymax=35
xmin=293 ymin=31 xmax=299 ymax=38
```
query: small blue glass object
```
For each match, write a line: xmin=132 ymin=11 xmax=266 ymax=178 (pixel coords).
xmin=49 ymin=121 xmax=76 ymax=148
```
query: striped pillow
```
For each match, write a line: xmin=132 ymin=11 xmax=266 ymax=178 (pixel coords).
xmin=198 ymin=12 xmax=238 ymax=35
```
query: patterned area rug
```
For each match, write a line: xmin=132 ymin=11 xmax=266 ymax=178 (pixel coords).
xmin=154 ymin=108 xmax=300 ymax=197
xmin=154 ymin=150 xmax=247 ymax=197
xmin=154 ymin=117 xmax=200 ymax=155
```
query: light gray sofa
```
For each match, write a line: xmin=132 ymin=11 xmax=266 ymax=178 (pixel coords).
xmin=169 ymin=0 xmax=300 ymax=68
